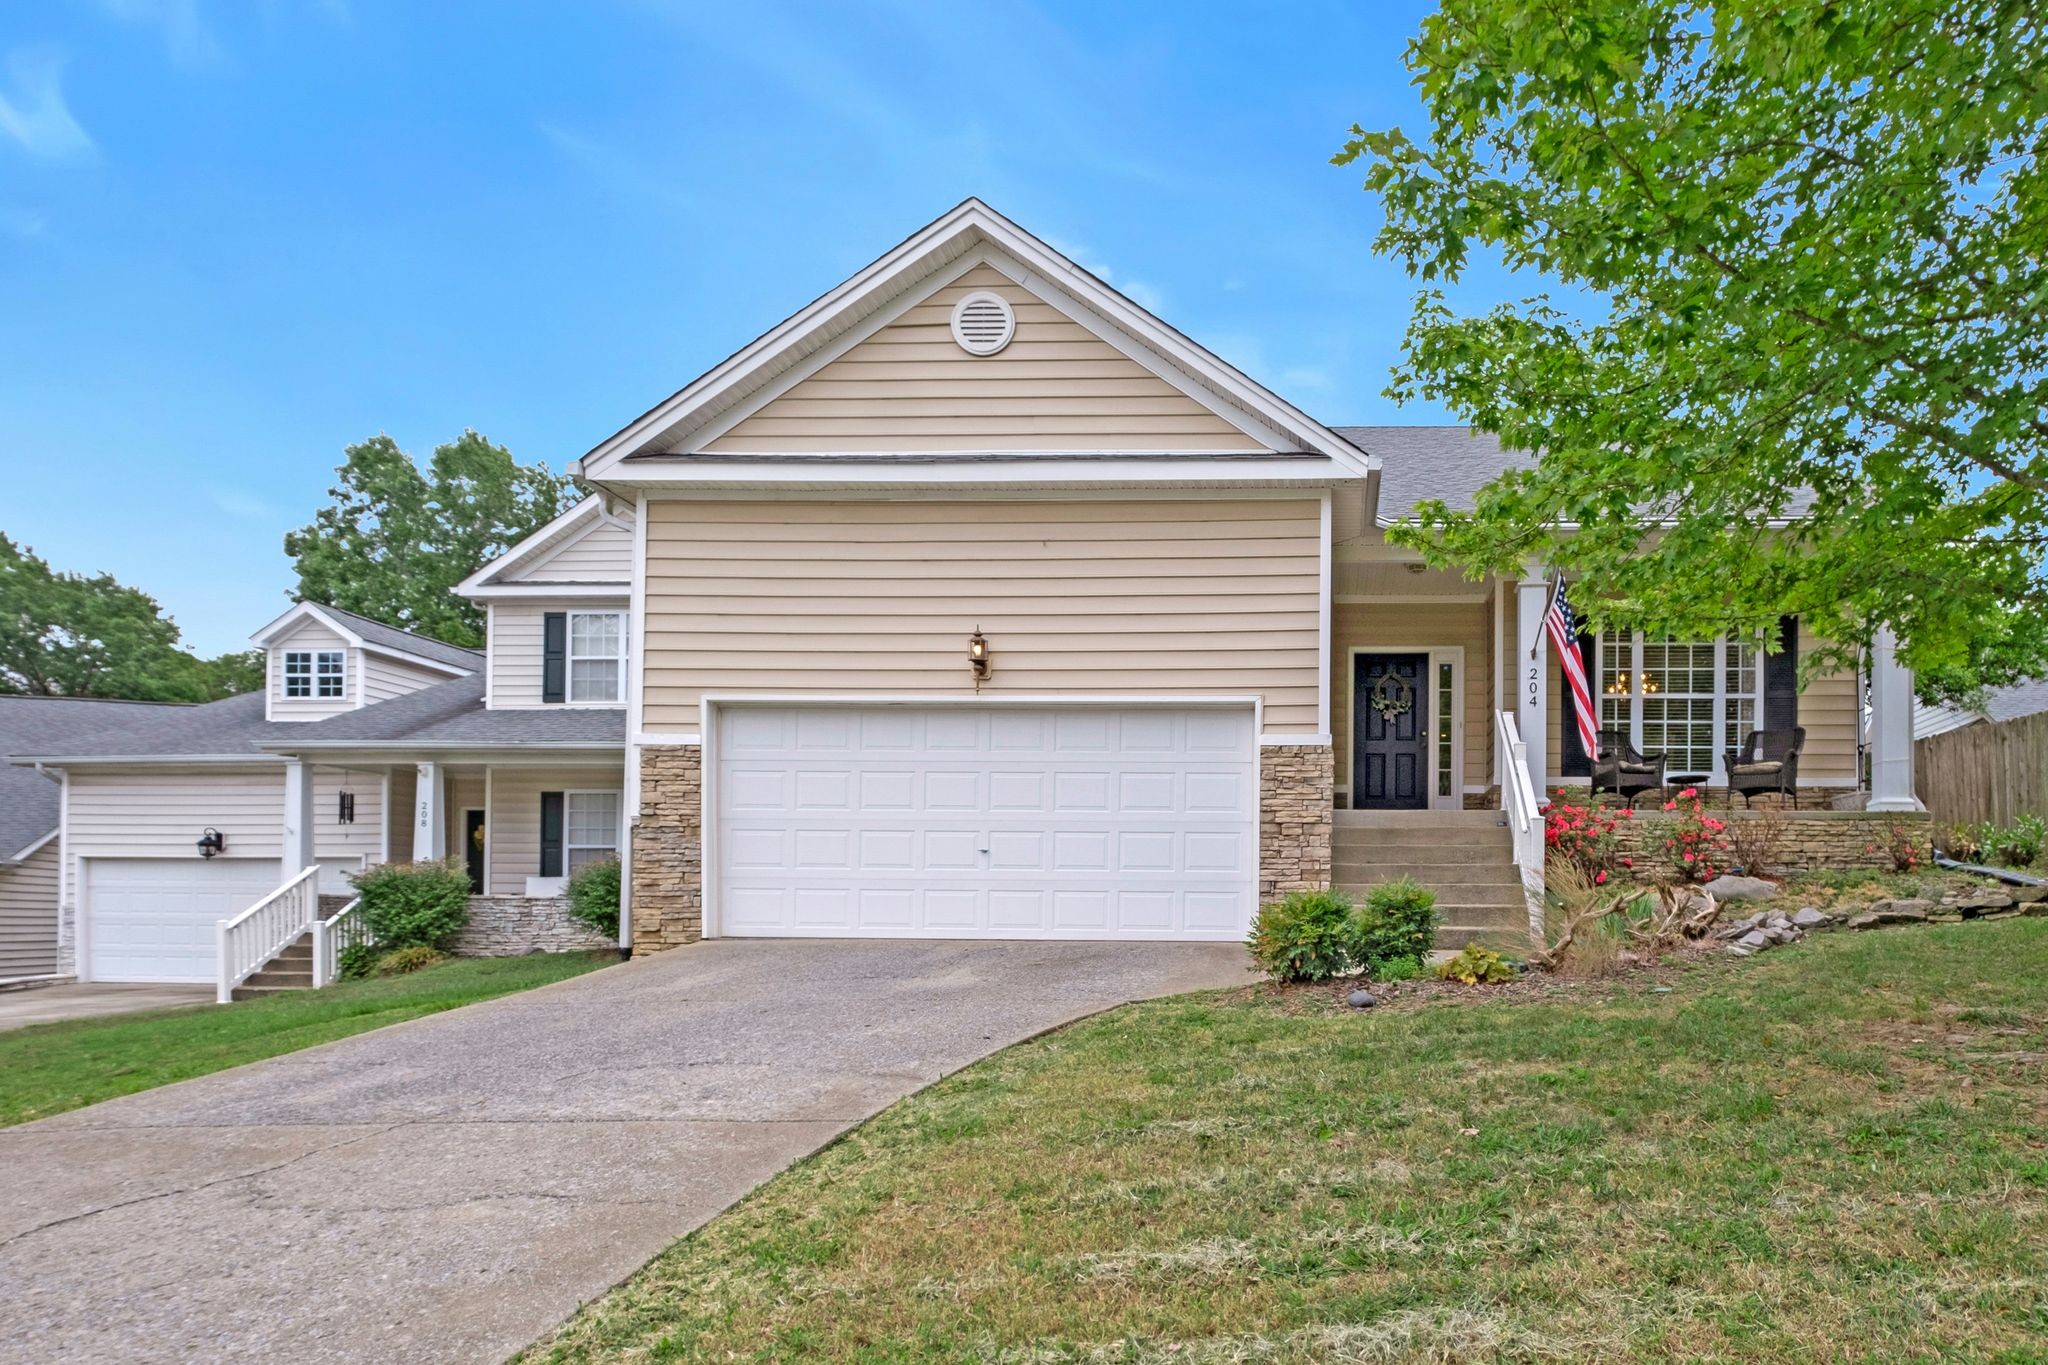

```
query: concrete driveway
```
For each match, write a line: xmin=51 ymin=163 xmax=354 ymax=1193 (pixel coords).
xmin=0 ymin=982 xmax=214 ymax=1031
xmin=0 ymin=938 xmax=1246 ymax=1363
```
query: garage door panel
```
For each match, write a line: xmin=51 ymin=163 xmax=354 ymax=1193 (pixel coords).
xmin=714 ymin=704 xmax=1255 ymax=941
xmin=88 ymin=858 xmax=282 ymax=983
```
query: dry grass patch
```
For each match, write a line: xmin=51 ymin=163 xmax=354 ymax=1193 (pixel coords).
xmin=522 ymin=922 xmax=2048 ymax=1363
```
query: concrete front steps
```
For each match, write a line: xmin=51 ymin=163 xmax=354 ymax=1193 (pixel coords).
xmin=1332 ymin=809 xmax=1531 ymax=951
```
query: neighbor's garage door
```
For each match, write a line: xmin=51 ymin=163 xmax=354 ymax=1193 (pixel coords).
xmin=714 ymin=704 xmax=1255 ymax=939
xmin=86 ymin=858 xmax=282 ymax=983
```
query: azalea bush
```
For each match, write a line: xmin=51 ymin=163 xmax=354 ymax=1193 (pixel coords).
xmin=1658 ymin=788 xmax=1728 ymax=884
xmin=1545 ymin=794 xmax=1633 ymax=884
xmin=1866 ymin=816 xmax=1927 ymax=874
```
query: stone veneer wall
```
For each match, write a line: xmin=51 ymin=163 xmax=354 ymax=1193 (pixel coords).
xmin=1602 ymin=809 xmax=1932 ymax=880
xmin=632 ymin=744 xmax=704 ymax=954
xmin=1261 ymin=744 xmax=1334 ymax=901
xmin=453 ymin=896 xmax=615 ymax=956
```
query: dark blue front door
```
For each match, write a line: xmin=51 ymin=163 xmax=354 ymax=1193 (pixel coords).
xmin=1353 ymin=653 xmax=1429 ymax=809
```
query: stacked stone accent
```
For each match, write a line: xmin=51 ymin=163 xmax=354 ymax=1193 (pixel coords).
xmin=632 ymin=744 xmax=704 ymax=954
xmin=1604 ymin=809 xmax=1932 ymax=880
xmin=1260 ymin=744 xmax=1333 ymax=901
xmin=454 ymin=897 xmax=614 ymax=956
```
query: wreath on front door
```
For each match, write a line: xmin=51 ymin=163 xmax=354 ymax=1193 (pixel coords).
xmin=1368 ymin=671 xmax=1415 ymax=720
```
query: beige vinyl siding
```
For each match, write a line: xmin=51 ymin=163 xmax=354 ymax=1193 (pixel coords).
xmin=512 ymin=517 xmax=633 ymax=583
xmin=705 ymin=265 xmax=1265 ymax=453
xmin=1332 ymin=600 xmax=1493 ymax=797
xmin=0 ymin=839 xmax=60 ymax=977
xmin=487 ymin=766 xmax=622 ymax=894
xmin=487 ymin=599 xmax=629 ymax=708
xmin=361 ymin=653 xmax=457 ymax=704
xmin=268 ymin=619 xmax=354 ymax=721
xmin=641 ymin=497 xmax=1323 ymax=732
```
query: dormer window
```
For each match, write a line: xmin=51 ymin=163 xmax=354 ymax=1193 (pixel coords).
xmin=284 ymin=649 xmax=346 ymax=699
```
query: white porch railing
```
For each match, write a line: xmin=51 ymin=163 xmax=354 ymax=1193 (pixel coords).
xmin=216 ymin=865 xmax=320 ymax=1005
xmin=311 ymin=896 xmax=370 ymax=989
xmin=1496 ymin=710 xmax=1547 ymax=937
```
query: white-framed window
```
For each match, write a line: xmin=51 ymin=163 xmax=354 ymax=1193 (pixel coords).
xmin=567 ymin=611 xmax=625 ymax=704
xmin=1597 ymin=634 xmax=1761 ymax=777
xmin=565 ymin=791 xmax=621 ymax=872
xmin=283 ymin=649 xmax=346 ymax=699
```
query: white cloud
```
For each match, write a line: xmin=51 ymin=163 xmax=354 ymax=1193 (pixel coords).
xmin=0 ymin=49 xmax=94 ymax=161
xmin=96 ymin=0 xmax=226 ymax=71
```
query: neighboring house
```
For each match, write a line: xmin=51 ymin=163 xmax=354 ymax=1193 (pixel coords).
xmin=7 ymin=199 xmax=1922 ymax=987
xmin=1915 ymin=678 xmax=2048 ymax=742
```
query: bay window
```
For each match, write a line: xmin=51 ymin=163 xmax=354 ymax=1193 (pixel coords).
xmin=1597 ymin=634 xmax=1761 ymax=777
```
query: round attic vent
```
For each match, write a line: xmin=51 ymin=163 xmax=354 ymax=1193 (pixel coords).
xmin=949 ymin=291 xmax=1016 ymax=356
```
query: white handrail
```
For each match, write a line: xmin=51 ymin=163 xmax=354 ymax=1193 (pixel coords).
xmin=216 ymin=865 xmax=320 ymax=1004
xmin=1496 ymin=710 xmax=1547 ymax=937
xmin=311 ymin=896 xmax=369 ymax=989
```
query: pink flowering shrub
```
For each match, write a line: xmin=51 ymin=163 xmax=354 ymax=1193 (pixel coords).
xmin=1658 ymin=787 xmax=1729 ymax=883
xmin=1545 ymin=793 xmax=1633 ymax=884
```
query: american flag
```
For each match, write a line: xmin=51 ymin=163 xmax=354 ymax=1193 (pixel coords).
xmin=1546 ymin=576 xmax=1600 ymax=760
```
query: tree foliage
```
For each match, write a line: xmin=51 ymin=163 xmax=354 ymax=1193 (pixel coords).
xmin=0 ymin=534 xmax=255 ymax=701
xmin=284 ymin=430 xmax=576 ymax=649
xmin=1337 ymin=0 xmax=2048 ymax=700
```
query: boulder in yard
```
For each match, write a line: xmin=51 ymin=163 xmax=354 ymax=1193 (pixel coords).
xmin=1867 ymin=899 xmax=1932 ymax=925
xmin=1737 ymin=929 xmax=1770 ymax=949
xmin=1792 ymin=908 xmax=1831 ymax=929
xmin=1846 ymin=911 xmax=1879 ymax=930
xmin=1704 ymin=874 xmax=1778 ymax=902
xmin=1954 ymin=889 xmax=2016 ymax=916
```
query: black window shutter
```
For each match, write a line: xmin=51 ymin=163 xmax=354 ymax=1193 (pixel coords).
xmin=1558 ymin=631 xmax=1596 ymax=777
xmin=540 ymin=792 xmax=564 ymax=877
xmin=542 ymin=612 xmax=567 ymax=704
xmin=1764 ymin=615 xmax=1800 ymax=731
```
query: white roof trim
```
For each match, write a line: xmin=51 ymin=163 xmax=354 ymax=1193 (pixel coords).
xmin=249 ymin=602 xmax=476 ymax=677
xmin=1 ymin=828 xmax=57 ymax=867
xmin=455 ymin=497 xmax=630 ymax=594
xmin=576 ymin=198 xmax=1374 ymax=482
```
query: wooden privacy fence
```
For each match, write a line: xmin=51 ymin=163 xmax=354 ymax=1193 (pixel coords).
xmin=1916 ymin=711 xmax=2048 ymax=826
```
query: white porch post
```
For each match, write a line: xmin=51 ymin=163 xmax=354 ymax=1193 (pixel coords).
xmin=1867 ymin=626 xmax=1923 ymax=812
xmin=414 ymin=762 xmax=446 ymax=860
xmin=281 ymin=759 xmax=316 ymax=876
xmin=1515 ymin=570 xmax=1552 ymax=802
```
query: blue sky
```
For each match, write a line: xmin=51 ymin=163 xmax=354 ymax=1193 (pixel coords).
xmin=1 ymin=0 xmax=1522 ymax=656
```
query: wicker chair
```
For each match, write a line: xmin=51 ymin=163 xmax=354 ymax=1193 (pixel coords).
xmin=1591 ymin=727 xmax=1667 ymax=807
xmin=1723 ymin=727 xmax=1805 ymax=809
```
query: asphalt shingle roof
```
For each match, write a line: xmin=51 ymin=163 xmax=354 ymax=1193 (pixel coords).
xmin=0 ymin=697 xmax=190 ymax=859
xmin=1332 ymin=426 xmax=1533 ymax=522
xmin=260 ymin=675 xmax=625 ymax=748
xmin=310 ymin=605 xmax=483 ymax=670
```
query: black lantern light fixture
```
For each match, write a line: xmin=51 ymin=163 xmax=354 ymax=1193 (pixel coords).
xmin=967 ymin=628 xmax=991 ymax=683
xmin=196 ymin=828 xmax=226 ymax=859
xmin=338 ymin=790 xmax=355 ymax=824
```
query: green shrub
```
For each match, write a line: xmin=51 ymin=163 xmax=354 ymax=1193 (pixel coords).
xmin=1247 ymin=890 xmax=1357 ymax=983
xmin=351 ymin=859 xmax=471 ymax=951
xmin=370 ymin=945 xmax=446 ymax=976
xmin=1374 ymin=955 xmax=1425 ymax=983
xmin=567 ymin=858 xmax=622 ymax=938
xmin=1436 ymin=944 xmax=1518 ymax=985
xmin=337 ymin=942 xmax=382 ymax=980
xmin=1980 ymin=813 xmax=2045 ymax=868
xmin=1354 ymin=879 xmax=1439 ymax=971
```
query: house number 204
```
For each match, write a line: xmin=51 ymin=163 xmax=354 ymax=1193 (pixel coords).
xmin=1527 ymin=666 xmax=1541 ymax=705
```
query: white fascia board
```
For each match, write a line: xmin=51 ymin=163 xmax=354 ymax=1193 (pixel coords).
xmin=254 ymin=743 xmax=627 ymax=767
xmin=2 ymin=828 xmax=58 ymax=866
xmin=250 ymin=601 xmax=367 ymax=651
xmin=596 ymin=455 xmax=1354 ymax=493
xmin=7 ymin=753 xmax=284 ymax=768
xmin=455 ymin=497 xmax=624 ymax=594
xmin=461 ymin=583 xmax=631 ymax=602
xmin=577 ymin=198 xmax=1375 ymax=481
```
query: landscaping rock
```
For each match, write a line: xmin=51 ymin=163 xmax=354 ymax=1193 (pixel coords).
xmin=1717 ymin=913 xmax=1764 ymax=940
xmin=1954 ymin=889 xmax=2016 ymax=916
xmin=1846 ymin=911 xmax=1879 ymax=930
xmin=2024 ymin=901 xmax=2048 ymax=919
xmin=1704 ymin=874 xmax=1779 ymax=902
xmin=1792 ymin=908 xmax=1830 ymax=929
xmin=2011 ymin=885 xmax=2048 ymax=905
xmin=1725 ymin=943 xmax=1755 ymax=957
xmin=1737 ymin=929 xmax=1770 ymax=949
xmin=1867 ymin=899 xmax=1932 ymax=924
xmin=1347 ymin=990 xmax=1378 ymax=1009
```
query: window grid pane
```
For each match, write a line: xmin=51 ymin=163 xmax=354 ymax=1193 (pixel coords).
xmin=1436 ymin=662 xmax=1453 ymax=798
xmin=316 ymin=651 xmax=345 ymax=699
xmin=566 ymin=612 xmax=624 ymax=703
xmin=284 ymin=652 xmax=311 ymax=698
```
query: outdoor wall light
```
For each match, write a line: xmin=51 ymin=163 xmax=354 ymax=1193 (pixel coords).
xmin=968 ymin=628 xmax=991 ymax=682
xmin=196 ymin=828 xmax=226 ymax=859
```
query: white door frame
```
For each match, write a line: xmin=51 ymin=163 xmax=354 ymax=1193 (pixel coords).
xmin=1344 ymin=646 xmax=1466 ymax=811
xmin=699 ymin=693 xmax=1264 ymax=940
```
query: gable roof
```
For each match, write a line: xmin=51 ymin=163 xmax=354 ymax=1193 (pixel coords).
xmin=250 ymin=602 xmax=482 ymax=673
xmin=1916 ymin=676 xmax=2048 ymax=740
xmin=455 ymin=496 xmax=633 ymax=597
xmin=0 ymin=696 xmax=192 ymax=858
xmin=576 ymin=199 xmax=1372 ymax=488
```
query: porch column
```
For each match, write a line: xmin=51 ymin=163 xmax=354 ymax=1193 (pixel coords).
xmin=414 ymin=762 xmax=447 ymax=860
xmin=281 ymin=759 xmax=316 ymax=875
xmin=1867 ymin=626 xmax=1923 ymax=812
xmin=1515 ymin=570 xmax=1552 ymax=801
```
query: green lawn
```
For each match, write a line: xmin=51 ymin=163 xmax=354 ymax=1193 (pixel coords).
xmin=525 ymin=922 xmax=2048 ymax=1363
xmin=0 ymin=951 xmax=615 ymax=1127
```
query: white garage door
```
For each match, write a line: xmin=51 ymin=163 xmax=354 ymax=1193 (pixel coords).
xmin=87 ymin=858 xmax=283 ymax=983
xmin=714 ymin=704 xmax=1256 ymax=940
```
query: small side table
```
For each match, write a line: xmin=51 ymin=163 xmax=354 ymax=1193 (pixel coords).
xmin=1665 ymin=774 xmax=1712 ymax=801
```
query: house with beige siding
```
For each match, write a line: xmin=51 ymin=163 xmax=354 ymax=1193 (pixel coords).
xmin=4 ymin=198 xmax=1922 ymax=993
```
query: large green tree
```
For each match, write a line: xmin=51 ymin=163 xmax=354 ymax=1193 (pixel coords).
xmin=1337 ymin=0 xmax=2047 ymax=700
xmin=284 ymin=430 xmax=576 ymax=648
xmin=0 ymin=534 xmax=256 ymax=701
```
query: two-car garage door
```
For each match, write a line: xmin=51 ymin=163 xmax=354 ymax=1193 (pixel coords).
xmin=713 ymin=704 xmax=1255 ymax=940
